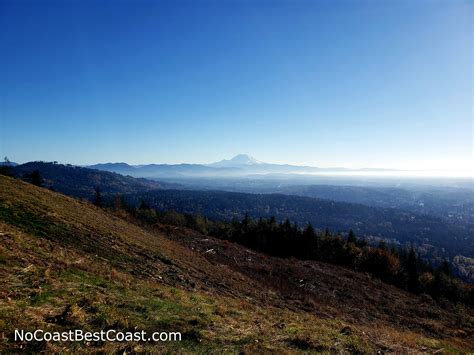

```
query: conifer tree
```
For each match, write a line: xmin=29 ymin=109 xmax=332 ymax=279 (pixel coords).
xmin=0 ymin=157 xmax=12 ymax=176
xmin=347 ymin=229 xmax=356 ymax=243
xmin=31 ymin=170 xmax=43 ymax=187
xmin=94 ymin=187 xmax=103 ymax=208
xmin=440 ymin=260 xmax=451 ymax=276
xmin=405 ymin=247 xmax=419 ymax=292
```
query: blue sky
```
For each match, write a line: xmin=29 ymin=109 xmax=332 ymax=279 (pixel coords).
xmin=0 ymin=0 xmax=472 ymax=171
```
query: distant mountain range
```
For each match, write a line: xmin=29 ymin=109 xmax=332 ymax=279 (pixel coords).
xmin=88 ymin=154 xmax=396 ymax=178
xmin=208 ymin=154 xmax=264 ymax=167
xmin=10 ymin=162 xmax=179 ymax=199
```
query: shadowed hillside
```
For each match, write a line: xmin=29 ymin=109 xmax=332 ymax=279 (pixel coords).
xmin=0 ymin=175 xmax=472 ymax=352
xmin=11 ymin=162 xmax=180 ymax=199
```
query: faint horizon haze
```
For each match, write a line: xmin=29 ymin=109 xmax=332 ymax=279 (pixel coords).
xmin=4 ymin=153 xmax=473 ymax=178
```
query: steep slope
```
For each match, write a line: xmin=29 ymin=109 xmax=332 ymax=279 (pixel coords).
xmin=0 ymin=176 xmax=472 ymax=352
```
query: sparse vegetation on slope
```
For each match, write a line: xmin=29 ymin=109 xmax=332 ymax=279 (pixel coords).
xmin=0 ymin=175 xmax=473 ymax=352
xmin=105 ymin=196 xmax=474 ymax=304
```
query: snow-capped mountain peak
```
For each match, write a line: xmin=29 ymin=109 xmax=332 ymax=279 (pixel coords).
xmin=210 ymin=154 xmax=263 ymax=167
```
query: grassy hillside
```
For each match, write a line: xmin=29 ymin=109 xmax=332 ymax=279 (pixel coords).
xmin=0 ymin=175 xmax=472 ymax=352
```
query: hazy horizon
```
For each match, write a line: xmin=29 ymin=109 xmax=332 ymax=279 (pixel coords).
xmin=7 ymin=153 xmax=473 ymax=178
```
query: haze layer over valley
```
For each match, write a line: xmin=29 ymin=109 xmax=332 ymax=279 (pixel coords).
xmin=88 ymin=154 xmax=474 ymax=180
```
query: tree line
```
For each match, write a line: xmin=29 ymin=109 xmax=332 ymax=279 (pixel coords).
xmin=101 ymin=192 xmax=473 ymax=305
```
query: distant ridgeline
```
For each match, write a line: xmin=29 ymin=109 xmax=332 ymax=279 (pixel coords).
xmin=9 ymin=161 xmax=173 ymax=198
xmin=6 ymin=161 xmax=474 ymax=283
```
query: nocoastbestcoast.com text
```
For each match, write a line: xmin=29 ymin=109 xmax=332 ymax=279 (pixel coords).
xmin=14 ymin=329 xmax=182 ymax=343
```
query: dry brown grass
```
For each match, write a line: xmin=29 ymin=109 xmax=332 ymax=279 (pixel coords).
xmin=0 ymin=175 xmax=472 ymax=353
